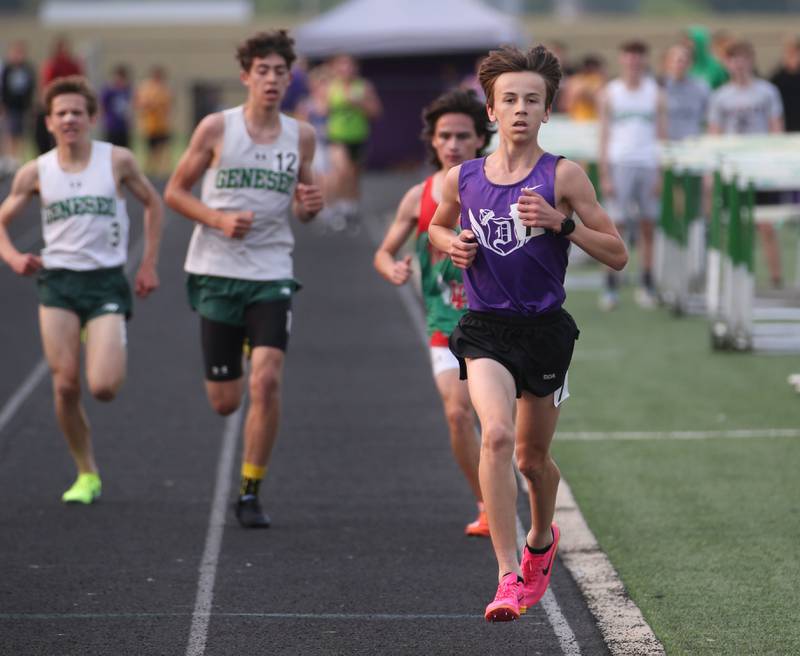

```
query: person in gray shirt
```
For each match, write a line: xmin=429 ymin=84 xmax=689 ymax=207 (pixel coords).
xmin=708 ymin=39 xmax=784 ymax=287
xmin=662 ymin=43 xmax=710 ymax=141
xmin=708 ymin=41 xmax=783 ymax=135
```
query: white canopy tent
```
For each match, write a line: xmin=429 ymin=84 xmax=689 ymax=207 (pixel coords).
xmin=294 ymin=0 xmax=527 ymax=58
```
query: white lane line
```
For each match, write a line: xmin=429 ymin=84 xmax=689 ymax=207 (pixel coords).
xmin=0 ymin=359 xmax=49 ymax=435
xmin=540 ymin=590 xmax=582 ymax=656
xmin=516 ymin=489 xmax=582 ymax=655
xmin=556 ymin=481 xmax=665 ymax=656
xmin=558 ymin=428 xmax=800 ymax=441
xmin=363 ymin=219 xmax=583 ymax=655
xmin=0 ymin=232 xmax=149 ymax=440
xmin=185 ymin=406 xmax=244 ymax=656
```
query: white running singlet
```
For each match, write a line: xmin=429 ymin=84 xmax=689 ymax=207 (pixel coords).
xmin=184 ymin=106 xmax=300 ymax=281
xmin=38 ymin=140 xmax=129 ymax=271
xmin=606 ymin=77 xmax=660 ymax=166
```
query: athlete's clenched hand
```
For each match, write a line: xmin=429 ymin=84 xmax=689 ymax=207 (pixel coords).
xmin=390 ymin=254 xmax=412 ymax=285
xmin=449 ymin=230 xmax=478 ymax=269
xmin=9 ymin=252 xmax=42 ymax=276
xmin=517 ymin=188 xmax=564 ymax=232
xmin=295 ymin=183 xmax=323 ymax=217
xmin=217 ymin=210 xmax=254 ymax=239
xmin=135 ymin=263 xmax=160 ymax=298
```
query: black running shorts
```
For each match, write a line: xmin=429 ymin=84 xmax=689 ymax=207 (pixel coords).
xmin=449 ymin=308 xmax=579 ymax=399
xmin=200 ymin=299 xmax=292 ymax=381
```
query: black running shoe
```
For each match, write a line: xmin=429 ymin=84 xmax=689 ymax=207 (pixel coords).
xmin=234 ymin=494 xmax=271 ymax=528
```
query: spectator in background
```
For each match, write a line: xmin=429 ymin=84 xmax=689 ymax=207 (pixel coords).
xmin=771 ymin=36 xmax=800 ymax=132
xmin=36 ymin=36 xmax=83 ymax=153
xmin=598 ymin=40 xmax=666 ymax=311
xmin=281 ymin=56 xmax=310 ymax=116
xmin=460 ymin=55 xmax=487 ymax=103
xmin=545 ymin=40 xmax=576 ymax=112
xmin=708 ymin=39 xmax=785 ymax=288
xmin=324 ymin=54 xmax=382 ymax=231
xmin=563 ymin=55 xmax=606 ymax=122
xmin=135 ymin=66 xmax=173 ymax=177
xmin=662 ymin=43 xmax=710 ymax=140
xmin=100 ymin=64 xmax=133 ymax=148
xmin=685 ymin=26 xmax=728 ymax=90
xmin=1 ymin=41 xmax=36 ymax=162
xmin=296 ymin=64 xmax=333 ymax=204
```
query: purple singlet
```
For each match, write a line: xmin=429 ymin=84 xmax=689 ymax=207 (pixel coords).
xmin=458 ymin=153 xmax=568 ymax=316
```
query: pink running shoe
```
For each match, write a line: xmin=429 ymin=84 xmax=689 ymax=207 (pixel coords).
xmin=521 ymin=523 xmax=560 ymax=609
xmin=484 ymin=572 xmax=526 ymax=622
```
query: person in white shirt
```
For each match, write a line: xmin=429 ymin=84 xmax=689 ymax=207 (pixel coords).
xmin=0 ymin=76 xmax=162 ymax=504
xmin=598 ymin=40 xmax=667 ymax=310
xmin=165 ymin=31 xmax=323 ymax=529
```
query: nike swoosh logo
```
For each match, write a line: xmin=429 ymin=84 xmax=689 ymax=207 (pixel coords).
xmin=523 ymin=184 xmax=543 ymax=192
xmin=541 ymin=545 xmax=557 ymax=576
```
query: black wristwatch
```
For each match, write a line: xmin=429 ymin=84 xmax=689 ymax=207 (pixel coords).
xmin=558 ymin=216 xmax=576 ymax=237
xmin=547 ymin=215 xmax=575 ymax=237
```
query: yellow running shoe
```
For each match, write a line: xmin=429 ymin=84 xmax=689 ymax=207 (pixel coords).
xmin=61 ymin=472 xmax=102 ymax=504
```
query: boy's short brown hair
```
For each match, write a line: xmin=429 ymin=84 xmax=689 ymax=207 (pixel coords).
xmin=421 ymin=89 xmax=495 ymax=168
xmin=620 ymin=40 xmax=649 ymax=55
xmin=44 ymin=75 xmax=98 ymax=116
xmin=236 ymin=30 xmax=296 ymax=72
xmin=478 ymin=45 xmax=562 ymax=110
xmin=725 ymin=39 xmax=755 ymax=59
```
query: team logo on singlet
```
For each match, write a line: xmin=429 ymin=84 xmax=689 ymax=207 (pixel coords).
xmin=44 ymin=196 xmax=116 ymax=225
xmin=436 ymin=274 xmax=467 ymax=310
xmin=215 ymin=168 xmax=295 ymax=195
xmin=467 ymin=201 xmax=544 ymax=257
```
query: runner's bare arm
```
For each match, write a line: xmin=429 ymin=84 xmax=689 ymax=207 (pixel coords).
xmin=0 ymin=161 xmax=43 ymax=276
xmin=597 ymin=88 xmax=613 ymax=198
xmin=555 ymin=159 xmax=628 ymax=270
xmin=428 ymin=165 xmax=477 ymax=269
xmin=292 ymin=122 xmax=323 ymax=223
xmin=164 ymin=114 xmax=253 ymax=239
xmin=114 ymin=147 xmax=163 ymax=298
xmin=373 ymin=183 xmax=423 ymax=285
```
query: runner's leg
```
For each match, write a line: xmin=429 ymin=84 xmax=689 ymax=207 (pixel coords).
xmin=466 ymin=357 xmax=519 ymax=578
xmin=242 ymin=346 xmax=284 ymax=469
xmin=515 ymin=392 xmax=561 ymax=549
xmin=85 ymin=313 xmax=127 ymax=401
xmin=39 ymin=306 xmax=95 ymax=474
xmin=434 ymin=369 xmax=482 ymax=502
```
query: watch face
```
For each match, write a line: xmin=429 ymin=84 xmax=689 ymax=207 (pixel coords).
xmin=562 ymin=217 xmax=576 ymax=236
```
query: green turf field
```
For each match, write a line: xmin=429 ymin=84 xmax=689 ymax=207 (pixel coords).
xmin=555 ymin=278 xmax=800 ymax=655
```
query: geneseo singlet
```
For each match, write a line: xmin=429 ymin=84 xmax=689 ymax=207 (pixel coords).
xmin=184 ymin=107 xmax=299 ymax=281
xmin=606 ymin=76 xmax=660 ymax=165
xmin=38 ymin=141 xmax=128 ymax=271
xmin=416 ymin=175 xmax=467 ymax=342
xmin=458 ymin=153 xmax=569 ymax=316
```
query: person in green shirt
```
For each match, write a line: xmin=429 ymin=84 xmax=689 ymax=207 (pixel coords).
xmin=685 ymin=26 xmax=729 ymax=90
xmin=325 ymin=54 xmax=381 ymax=231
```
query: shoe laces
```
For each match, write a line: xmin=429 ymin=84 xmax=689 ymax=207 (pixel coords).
xmin=495 ymin=576 xmax=520 ymax=601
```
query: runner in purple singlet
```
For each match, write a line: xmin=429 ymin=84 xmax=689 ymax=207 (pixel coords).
xmin=428 ymin=45 xmax=628 ymax=622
